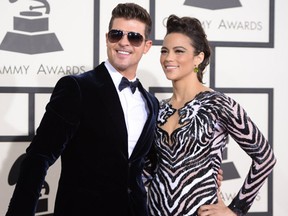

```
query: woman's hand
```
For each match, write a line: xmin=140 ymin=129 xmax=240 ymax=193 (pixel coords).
xmin=217 ymin=169 xmax=223 ymax=188
xmin=197 ymin=191 xmax=236 ymax=216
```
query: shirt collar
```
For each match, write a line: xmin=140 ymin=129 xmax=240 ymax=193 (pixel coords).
xmin=105 ymin=60 xmax=122 ymax=88
xmin=105 ymin=60 xmax=138 ymax=86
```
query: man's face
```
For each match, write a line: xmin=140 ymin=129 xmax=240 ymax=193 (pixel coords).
xmin=106 ymin=18 xmax=152 ymax=77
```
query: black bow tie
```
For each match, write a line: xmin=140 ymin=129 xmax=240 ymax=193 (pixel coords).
xmin=118 ymin=77 xmax=139 ymax=94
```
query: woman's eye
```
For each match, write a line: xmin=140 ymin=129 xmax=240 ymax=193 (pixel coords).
xmin=160 ymin=50 xmax=168 ymax=54
xmin=175 ymin=49 xmax=184 ymax=53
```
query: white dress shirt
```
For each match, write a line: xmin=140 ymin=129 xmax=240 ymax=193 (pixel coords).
xmin=105 ymin=60 xmax=149 ymax=157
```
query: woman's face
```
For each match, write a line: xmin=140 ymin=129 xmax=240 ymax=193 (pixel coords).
xmin=160 ymin=32 xmax=202 ymax=81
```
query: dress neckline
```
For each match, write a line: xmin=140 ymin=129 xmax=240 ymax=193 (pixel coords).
xmin=167 ymin=90 xmax=214 ymax=110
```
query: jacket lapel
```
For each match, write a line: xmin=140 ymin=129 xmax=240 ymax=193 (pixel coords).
xmin=129 ymin=82 xmax=156 ymax=160
xmin=93 ymin=63 xmax=157 ymax=160
xmin=94 ymin=63 xmax=128 ymax=157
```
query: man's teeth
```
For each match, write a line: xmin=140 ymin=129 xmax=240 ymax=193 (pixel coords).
xmin=118 ymin=51 xmax=130 ymax=55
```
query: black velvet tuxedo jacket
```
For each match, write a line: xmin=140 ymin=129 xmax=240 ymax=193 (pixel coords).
xmin=6 ymin=62 xmax=159 ymax=216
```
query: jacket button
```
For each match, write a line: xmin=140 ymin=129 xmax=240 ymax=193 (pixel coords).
xmin=128 ymin=188 xmax=132 ymax=194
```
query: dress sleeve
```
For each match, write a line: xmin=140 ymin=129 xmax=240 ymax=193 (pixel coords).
xmin=220 ymin=95 xmax=276 ymax=215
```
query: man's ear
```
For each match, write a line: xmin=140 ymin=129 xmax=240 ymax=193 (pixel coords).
xmin=143 ymin=40 xmax=153 ymax=54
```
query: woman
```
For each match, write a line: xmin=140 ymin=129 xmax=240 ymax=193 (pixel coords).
xmin=145 ymin=15 xmax=276 ymax=216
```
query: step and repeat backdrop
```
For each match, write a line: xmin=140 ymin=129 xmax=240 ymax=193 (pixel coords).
xmin=0 ymin=0 xmax=286 ymax=215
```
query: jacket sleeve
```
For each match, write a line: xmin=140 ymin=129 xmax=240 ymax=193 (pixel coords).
xmin=142 ymin=95 xmax=159 ymax=189
xmin=6 ymin=76 xmax=81 ymax=216
xmin=142 ymin=140 xmax=158 ymax=189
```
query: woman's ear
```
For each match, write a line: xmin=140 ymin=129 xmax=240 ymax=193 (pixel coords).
xmin=196 ymin=51 xmax=205 ymax=65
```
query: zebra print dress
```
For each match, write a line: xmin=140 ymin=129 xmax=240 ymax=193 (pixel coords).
xmin=145 ymin=91 xmax=276 ymax=216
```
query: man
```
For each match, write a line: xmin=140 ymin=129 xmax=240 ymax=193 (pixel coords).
xmin=6 ymin=3 xmax=158 ymax=216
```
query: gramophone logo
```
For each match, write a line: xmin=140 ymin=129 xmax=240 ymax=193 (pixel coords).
xmin=183 ymin=0 xmax=242 ymax=10
xmin=0 ymin=0 xmax=63 ymax=54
